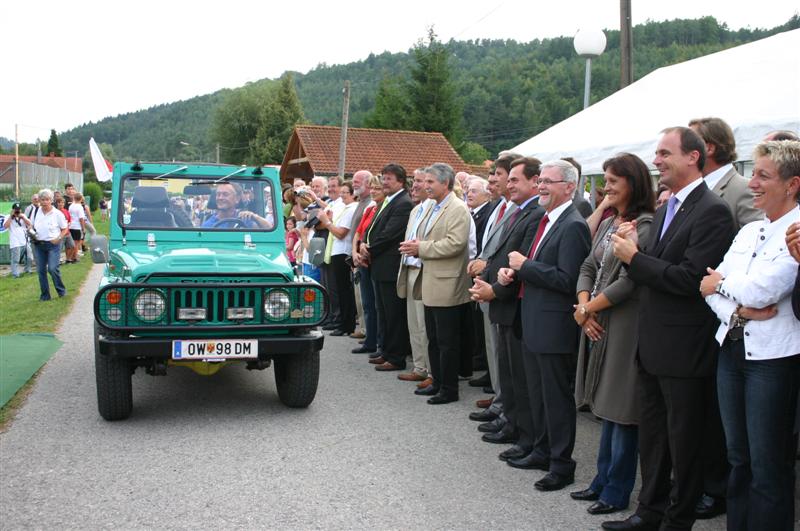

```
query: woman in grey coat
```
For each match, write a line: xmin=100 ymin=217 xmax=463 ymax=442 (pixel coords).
xmin=569 ymin=153 xmax=655 ymax=515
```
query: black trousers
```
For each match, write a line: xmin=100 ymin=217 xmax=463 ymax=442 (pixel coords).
xmin=497 ymin=323 xmax=533 ymax=450
xmin=522 ymin=346 xmax=577 ymax=478
xmin=458 ymin=302 xmax=475 ymax=378
xmin=320 ymin=263 xmax=340 ymax=325
xmin=700 ymin=368 xmax=729 ymax=500
xmin=329 ymin=254 xmax=356 ymax=334
xmin=372 ymin=277 xmax=409 ymax=367
xmin=424 ymin=304 xmax=467 ymax=398
xmin=635 ymin=369 xmax=707 ymax=530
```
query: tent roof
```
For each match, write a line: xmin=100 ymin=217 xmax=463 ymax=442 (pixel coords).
xmin=511 ymin=29 xmax=800 ymax=175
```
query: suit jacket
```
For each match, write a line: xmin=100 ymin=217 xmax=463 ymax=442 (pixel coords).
xmin=711 ymin=166 xmax=761 ymax=230
xmin=519 ymin=204 xmax=591 ymax=354
xmin=366 ymin=190 xmax=413 ymax=282
xmin=396 ymin=201 xmax=429 ymax=299
xmin=628 ymin=181 xmax=735 ymax=377
xmin=480 ymin=198 xmax=544 ymax=326
xmin=416 ymin=192 xmax=473 ymax=307
xmin=480 ymin=200 xmax=518 ymax=260
xmin=472 ymin=199 xmax=498 ymax=253
xmin=573 ymin=194 xmax=593 ymax=218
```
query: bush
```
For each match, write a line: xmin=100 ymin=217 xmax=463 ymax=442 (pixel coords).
xmin=83 ymin=182 xmax=103 ymax=212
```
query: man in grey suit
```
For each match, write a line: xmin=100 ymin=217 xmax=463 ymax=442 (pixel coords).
xmin=499 ymin=159 xmax=591 ymax=491
xmin=688 ymin=116 xmax=761 ymax=520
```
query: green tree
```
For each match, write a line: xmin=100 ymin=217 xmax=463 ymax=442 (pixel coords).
xmin=46 ymin=129 xmax=62 ymax=156
xmin=364 ymin=75 xmax=412 ymax=130
xmin=251 ymin=73 xmax=305 ymax=165
xmin=457 ymin=141 xmax=490 ymax=165
xmin=407 ymin=28 xmax=463 ymax=144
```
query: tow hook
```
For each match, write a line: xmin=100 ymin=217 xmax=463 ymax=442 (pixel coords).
xmin=147 ymin=360 xmax=168 ymax=376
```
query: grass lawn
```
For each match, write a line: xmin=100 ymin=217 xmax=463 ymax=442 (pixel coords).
xmin=0 ymin=217 xmax=109 ymax=335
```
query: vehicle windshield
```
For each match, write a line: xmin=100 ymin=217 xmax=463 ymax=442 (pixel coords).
xmin=119 ymin=176 xmax=276 ymax=231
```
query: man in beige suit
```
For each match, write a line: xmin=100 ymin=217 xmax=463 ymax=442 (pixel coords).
xmin=690 ymin=117 xmax=761 ymax=230
xmin=396 ymin=169 xmax=433 ymax=384
xmin=400 ymin=163 xmax=472 ymax=404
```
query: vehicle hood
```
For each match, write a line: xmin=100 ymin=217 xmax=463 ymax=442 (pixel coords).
xmin=110 ymin=244 xmax=292 ymax=281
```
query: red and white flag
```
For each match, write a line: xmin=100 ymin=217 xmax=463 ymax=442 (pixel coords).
xmin=89 ymin=137 xmax=113 ymax=182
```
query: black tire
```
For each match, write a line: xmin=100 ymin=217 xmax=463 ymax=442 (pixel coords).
xmin=273 ymin=350 xmax=319 ymax=408
xmin=94 ymin=322 xmax=133 ymax=421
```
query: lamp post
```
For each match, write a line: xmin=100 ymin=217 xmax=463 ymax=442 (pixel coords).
xmin=573 ymin=28 xmax=607 ymax=207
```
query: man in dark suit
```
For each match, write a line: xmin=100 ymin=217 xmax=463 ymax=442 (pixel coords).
xmin=470 ymin=156 xmax=544 ymax=460
xmin=498 ymin=159 xmax=591 ymax=491
xmin=361 ymin=163 xmax=413 ymax=371
xmin=604 ymin=127 xmax=735 ymax=530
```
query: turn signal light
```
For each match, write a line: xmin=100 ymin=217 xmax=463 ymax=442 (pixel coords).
xmin=303 ymin=289 xmax=316 ymax=303
xmin=106 ymin=290 xmax=122 ymax=305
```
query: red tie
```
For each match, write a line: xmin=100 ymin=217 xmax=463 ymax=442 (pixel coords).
xmin=496 ymin=201 xmax=507 ymax=226
xmin=519 ymin=214 xmax=549 ymax=298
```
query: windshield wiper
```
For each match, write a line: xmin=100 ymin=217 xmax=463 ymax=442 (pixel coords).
xmin=152 ymin=165 xmax=188 ymax=179
xmin=215 ymin=166 xmax=247 ymax=183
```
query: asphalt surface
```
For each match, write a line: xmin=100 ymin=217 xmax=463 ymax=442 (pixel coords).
xmin=0 ymin=265 xmax=729 ymax=530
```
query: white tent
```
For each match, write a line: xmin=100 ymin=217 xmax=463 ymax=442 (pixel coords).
xmin=511 ymin=29 xmax=800 ymax=175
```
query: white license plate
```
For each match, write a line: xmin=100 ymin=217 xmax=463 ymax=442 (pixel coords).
xmin=172 ymin=339 xmax=258 ymax=360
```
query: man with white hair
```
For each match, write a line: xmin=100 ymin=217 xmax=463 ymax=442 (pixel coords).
xmin=349 ymin=170 xmax=374 ymax=339
xmin=30 ymin=188 xmax=69 ymax=301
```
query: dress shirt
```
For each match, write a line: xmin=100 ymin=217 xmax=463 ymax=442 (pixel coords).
xmin=468 ymin=215 xmax=477 ymax=259
xmin=482 ymin=198 xmax=507 ymax=245
xmin=535 ymin=199 xmax=573 ymax=250
xmin=705 ymin=205 xmax=800 ymax=359
xmin=670 ymin=177 xmax=705 ymax=212
xmin=471 ymin=201 xmax=488 ymax=217
xmin=703 ymin=163 xmax=734 ymax=192
xmin=403 ymin=199 xmax=432 ymax=268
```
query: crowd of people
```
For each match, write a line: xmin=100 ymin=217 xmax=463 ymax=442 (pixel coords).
xmin=285 ymin=118 xmax=800 ymax=531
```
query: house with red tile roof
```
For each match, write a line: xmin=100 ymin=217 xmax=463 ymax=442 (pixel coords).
xmin=280 ymin=125 xmax=471 ymax=182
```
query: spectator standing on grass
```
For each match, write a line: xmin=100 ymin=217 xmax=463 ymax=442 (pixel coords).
xmin=3 ymin=203 xmax=32 ymax=278
xmin=30 ymin=189 xmax=68 ymax=301
xmin=67 ymin=193 xmax=86 ymax=264
xmin=99 ymin=196 xmax=108 ymax=220
xmin=54 ymin=196 xmax=73 ymax=261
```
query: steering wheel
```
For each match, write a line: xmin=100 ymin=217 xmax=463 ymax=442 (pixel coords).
xmin=212 ymin=217 xmax=244 ymax=228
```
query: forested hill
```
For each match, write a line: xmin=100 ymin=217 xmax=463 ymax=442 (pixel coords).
xmin=60 ymin=15 xmax=798 ymax=161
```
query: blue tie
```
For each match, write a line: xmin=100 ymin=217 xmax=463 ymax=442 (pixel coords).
xmin=660 ymin=195 xmax=679 ymax=239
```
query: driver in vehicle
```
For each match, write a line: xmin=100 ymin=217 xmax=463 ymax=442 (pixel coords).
xmin=201 ymin=182 xmax=271 ymax=229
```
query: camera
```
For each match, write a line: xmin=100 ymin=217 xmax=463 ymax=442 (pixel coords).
xmin=305 ymin=211 xmax=322 ymax=229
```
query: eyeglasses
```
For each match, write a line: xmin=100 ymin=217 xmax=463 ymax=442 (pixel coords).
xmin=536 ymin=178 xmax=569 ymax=186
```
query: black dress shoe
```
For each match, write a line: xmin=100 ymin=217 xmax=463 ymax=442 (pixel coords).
xmin=570 ymin=488 xmax=599 ymax=501
xmin=322 ymin=324 xmax=339 ymax=331
xmin=588 ymin=501 xmax=621 ymax=515
xmin=330 ymin=330 xmax=347 ymax=336
xmin=368 ymin=351 xmax=383 ymax=359
xmin=507 ymin=452 xmax=549 ymax=470
xmin=601 ymin=515 xmax=658 ymax=530
xmin=414 ymin=385 xmax=439 ymax=396
xmin=482 ymin=386 xmax=495 ymax=394
xmin=694 ymin=494 xmax=726 ymax=519
xmin=498 ymin=446 xmax=529 ymax=462
xmin=481 ymin=429 xmax=516 ymax=444
xmin=427 ymin=394 xmax=458 ymax=405
xmin=468 ymin=409 xmax=498 ymax=422
xmin=534 ymin=472 xmax=574 ymax=491
xmin=477 ymin=418 xmax=505 ymax=433
xmin=468 ymin=372 xmax=491 ymax=387
xmin=351 ymin=346 xmax=377 ymax=354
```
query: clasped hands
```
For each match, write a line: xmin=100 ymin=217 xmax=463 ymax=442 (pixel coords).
xmin=700 ymin=266 xmax=778 ymax=321
xmin=611 ymin=220 xmax=639 ymax=264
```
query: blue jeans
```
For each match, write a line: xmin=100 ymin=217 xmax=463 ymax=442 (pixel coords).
xmin=358 ymin=266 xmax=379 ymax=350
xmin=10 ymin=245 xmax=31 ymax=277
xmin=717 ymin=338 xmax=799 ymax=531
xmin=589 ymin=419 xmax=639 ymax=509
xmin=302 ymin=262 xmax=321 ymax=282
xmin=33 ymin=241 xmax=66 ymax=300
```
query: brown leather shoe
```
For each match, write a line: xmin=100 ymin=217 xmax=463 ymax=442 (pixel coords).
xmin=368 ymin=356 xmax=385 ymax=365
xmin=475 ymin=397 xmax=494 ymax=409
xmin=375 ymin=361 xmax=404 ymax=371
xmin=350 ymin=331 xmax=366 ymax=339
xmin=398 ymin=372 xmax=427 ymax=382
xmin=417 ymin=377 xmax=433 ymax=389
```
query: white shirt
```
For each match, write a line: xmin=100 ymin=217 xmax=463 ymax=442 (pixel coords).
xmin=703 ymin=163 xmax=733 ymax=192
xmin=32 ymin=207 xmax=67 ymax=241
xmin=403 ymin=200 xmax=433 ymax=268
xmin=6 ymin=215 xmax=28 ymax=248
xmin=533 ymin=199 xmax=573 ymax=258
xmin=331 ymin=202 xmax=357 ymax=256
xmin=705 ymin=205 xmax=800 ymax=360
xmin=482 ymin=198 xmax=506 ymax=245
xmin=671 ymin=177 xmax=705 ymax=211
xmin=68 ymin=203 xmax=86 ymax=231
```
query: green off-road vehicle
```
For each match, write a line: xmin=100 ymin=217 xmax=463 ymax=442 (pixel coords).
xmin=91 ymin=162 xmax=326 ymax=420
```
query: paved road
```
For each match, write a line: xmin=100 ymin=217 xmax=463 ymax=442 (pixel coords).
xmin=1 ymin=265 xmax=727 ymax=530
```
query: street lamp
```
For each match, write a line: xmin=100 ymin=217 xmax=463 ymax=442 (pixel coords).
xmin=573 ymin=28 xmax=607 ymax=207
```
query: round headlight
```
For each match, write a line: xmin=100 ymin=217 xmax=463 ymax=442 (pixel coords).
xmin=106 ymin=307 xmax=122 ymax=322
xmin=264 ymin=289 xmax=291 ymax=321
xmin=132 ymin=289 xmax=166 ymax=322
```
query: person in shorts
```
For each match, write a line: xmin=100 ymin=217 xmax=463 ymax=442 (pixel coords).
xmin=67 ymin=192 xmax=86 ymax=263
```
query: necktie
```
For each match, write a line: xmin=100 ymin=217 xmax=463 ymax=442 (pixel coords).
xmin=503 ymin=207 xmax=522 ymax=235
xmin=659 ymin=195 xmax=679 ymax=239
xmin=366 ymin=198 xmax=389 ymax=244
xmin=519 ymin=214 xmax=549 ymax=298
xmin=495 ymin=201 xmax=507 ymax=228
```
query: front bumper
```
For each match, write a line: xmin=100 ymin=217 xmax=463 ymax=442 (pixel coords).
xmin=97 ymin=331 xmax=324 ymax=359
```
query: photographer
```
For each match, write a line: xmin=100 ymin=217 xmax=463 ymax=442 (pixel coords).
xmin=3 ymin=203 xmax=32 ymax=278
xmin=30 ymin=189 xmax=68 ymax=301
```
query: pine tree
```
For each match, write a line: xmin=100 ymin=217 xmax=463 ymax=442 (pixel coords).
xmin=46 ymin=129 xmax=62 ymax=156
xmin=364 ymin=75 xmax=412 ymax=130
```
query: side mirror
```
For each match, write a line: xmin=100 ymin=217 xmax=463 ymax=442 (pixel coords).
xmin=90 ymin=235 xmax=109 ymax=264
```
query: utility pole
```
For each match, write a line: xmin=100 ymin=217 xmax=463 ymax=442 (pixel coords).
xmin=216 ymin=143 xmax=220 ymax=164
xmin=337 ymin=80 xmax=351 ymax=179
xmin=14 ymin=124 xmax=19 ymax=199
xmin=620 ymin=0 xmax=633 ymax=88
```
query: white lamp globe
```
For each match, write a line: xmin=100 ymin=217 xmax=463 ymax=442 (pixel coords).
xmin=573 ymin=28 xmax=607 ymax=58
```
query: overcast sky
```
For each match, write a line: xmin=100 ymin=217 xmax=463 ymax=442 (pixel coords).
xmin=4 ymin=0 xmax=797 ymax=143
